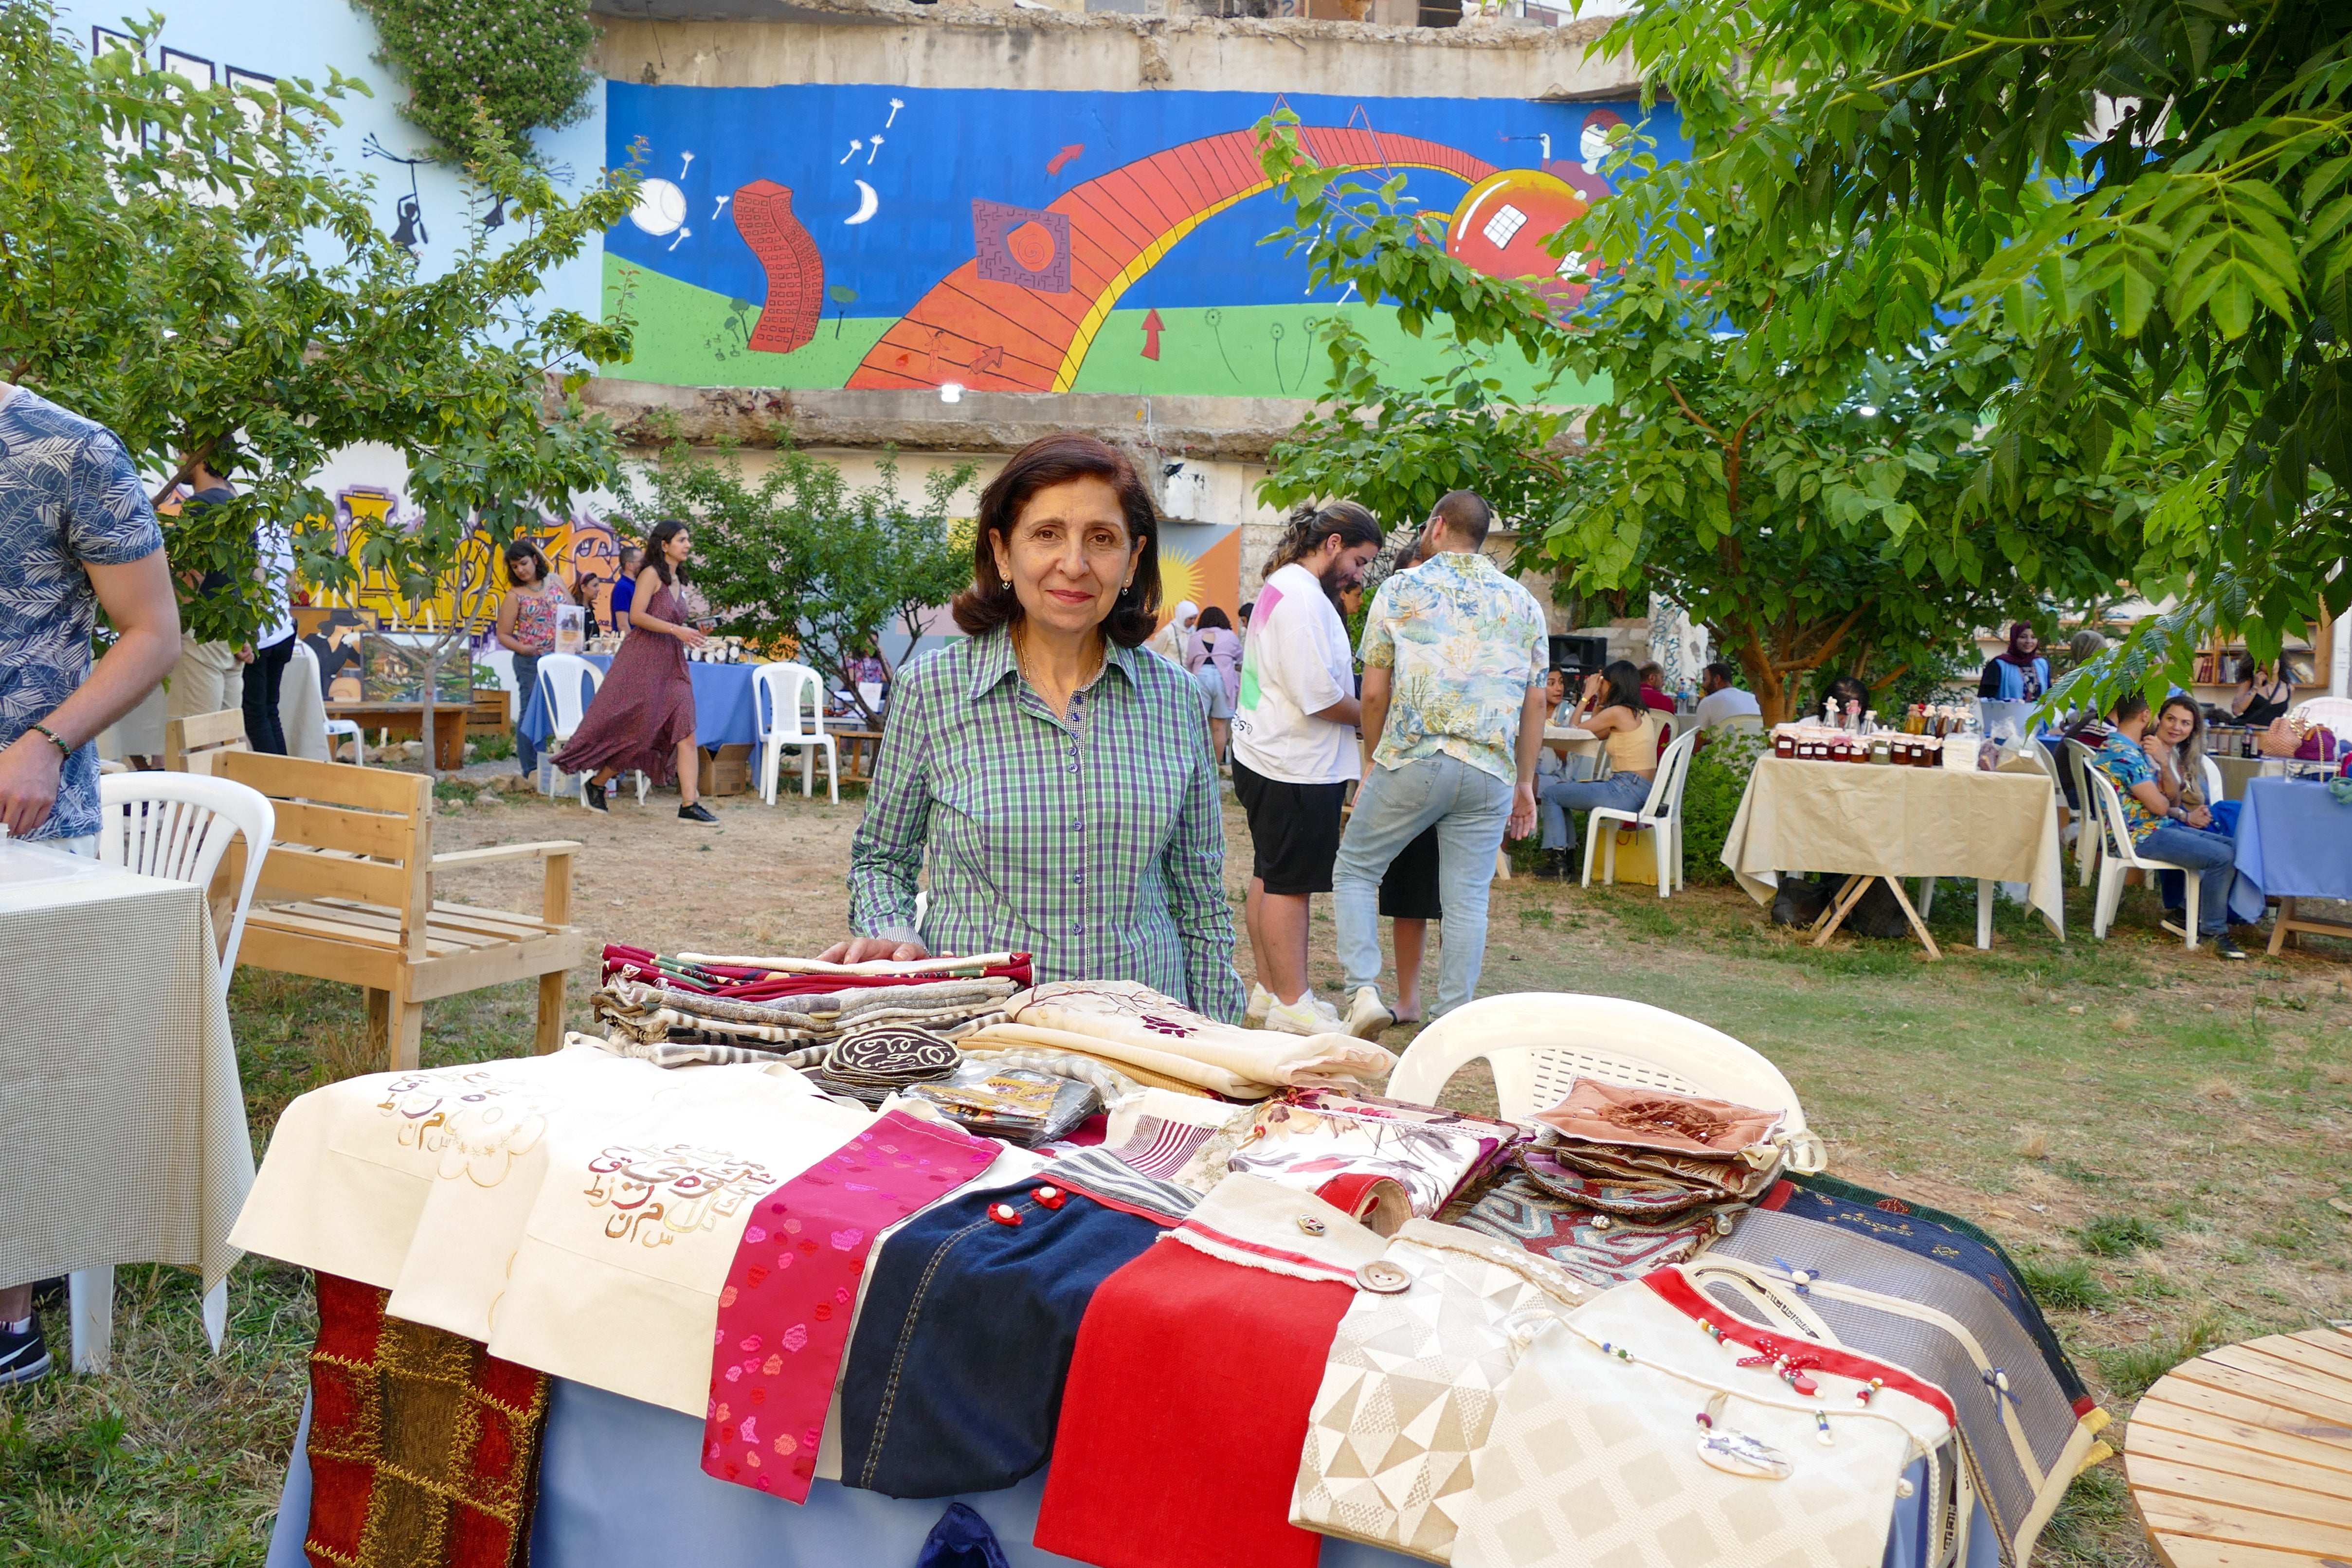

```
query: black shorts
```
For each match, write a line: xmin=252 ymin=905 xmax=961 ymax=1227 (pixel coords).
xmin=1379 ymin=824 xmax=1444 ymax=921
xmin=1232 ymin=758 xmax=1348 ymax=896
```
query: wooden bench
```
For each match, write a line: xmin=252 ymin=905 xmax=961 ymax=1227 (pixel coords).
xmin=216 ymin=751 xmax=585 ymax=1069
xmin=164 ymin=708 xmax=253 ymax=775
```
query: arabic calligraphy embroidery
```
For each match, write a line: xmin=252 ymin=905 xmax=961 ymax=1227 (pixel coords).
xmin=583 ymin=1143 xmax=779 ymax=1248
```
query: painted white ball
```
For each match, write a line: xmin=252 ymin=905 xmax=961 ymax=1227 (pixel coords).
xmin=631 ymin=178 xmax=688 ymax=236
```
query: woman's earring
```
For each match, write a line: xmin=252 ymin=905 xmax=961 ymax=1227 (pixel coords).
xmin=1002 ymin=577 xmax=1013 ymax=590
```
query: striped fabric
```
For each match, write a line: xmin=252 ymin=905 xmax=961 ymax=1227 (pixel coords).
xmin=1045 ymin=1147 xmax=1200 ymax=1224
xmin=1111 ymin=1114 xmax=1224 ymax=1180
xmin=849 ymin=628 xmax=1246 ymax=1021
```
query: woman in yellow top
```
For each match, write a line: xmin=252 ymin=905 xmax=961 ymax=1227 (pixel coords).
xmin=1534 ymin=660 xmax=1658 ymax=880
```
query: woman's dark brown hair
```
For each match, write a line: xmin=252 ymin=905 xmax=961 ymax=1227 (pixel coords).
xmin=951 ymin=434 xmax=1161 ymax=648
xmin=502 ymin=538 xmax=556 ymax=590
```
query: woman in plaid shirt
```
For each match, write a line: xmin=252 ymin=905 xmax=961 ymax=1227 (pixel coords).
xmin=824 ymin=435 xmax=1247 ymax=1021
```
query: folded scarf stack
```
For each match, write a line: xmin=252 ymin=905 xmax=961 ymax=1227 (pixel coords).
xmin=811 ymin=1024 xmax=963 ymax=1105
xmin=591 ymin=976 xmax=1017 ymax=1055
xmin=1526 ymin=1077 xmax=1786 ymax=1212
xmin=602 ymin=945 xmax=1033 ymax=999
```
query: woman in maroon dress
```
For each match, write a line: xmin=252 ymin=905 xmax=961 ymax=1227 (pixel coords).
xmin=554 ymin=520 xmax=718 ymax=822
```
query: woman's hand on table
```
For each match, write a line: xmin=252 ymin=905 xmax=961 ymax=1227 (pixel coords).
xmin=818 ymin=936 xmax=933 ymax=964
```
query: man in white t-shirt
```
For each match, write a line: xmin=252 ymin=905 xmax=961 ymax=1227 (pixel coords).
xmin=1691 ymin=661 xmax=1761 ymax=732
xmin=1231 ymin=501 xmax=1385 ymax=1035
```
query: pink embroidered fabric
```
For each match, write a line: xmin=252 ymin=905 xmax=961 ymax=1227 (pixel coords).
xmin=702 ymin=1110 xmax=1000 ymax=1499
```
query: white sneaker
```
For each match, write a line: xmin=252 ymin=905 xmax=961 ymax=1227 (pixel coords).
xmin=1245 ymin=983 xmax=1274 ymax=1028
xmin=1265 ymin=994 xmax=1339 ymax=1036
xmin=1345 ymin=985 xmax=1395 ymax=1040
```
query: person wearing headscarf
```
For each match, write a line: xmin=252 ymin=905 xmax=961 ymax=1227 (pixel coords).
xmin=1977 ymin=622 xmax=2050 ymax=702
xmin=1147 ymin=599 xmax=1199 ymax=666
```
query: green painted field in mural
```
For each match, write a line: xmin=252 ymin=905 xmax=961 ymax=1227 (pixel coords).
xmin=604 ymin=257 xmax=890 ymax=387
xmin=605 ymin=259 xmax=1609 ymax=404
xmin=1067 ymin=304 xmax=1605 ymax=403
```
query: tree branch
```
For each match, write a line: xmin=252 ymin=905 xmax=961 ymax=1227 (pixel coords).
xmin=1662 ymin=379 xmax=1726 ymax=444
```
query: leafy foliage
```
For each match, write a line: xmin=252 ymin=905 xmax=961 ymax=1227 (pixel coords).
xmin=1253 ymin=110 xmax=2158 ymax=722
xmin=1602 ymin=0 xmax=2352 ymax=702
xmin=0 ymin=0 xmax=638 ymax=648
xmin=626 ymin=438 xmax=978 ymax=727
xmin=1676 ymin=725 xmax=1769 ymax=884
xmin=358 ymin=0 xmax=596 ymax=161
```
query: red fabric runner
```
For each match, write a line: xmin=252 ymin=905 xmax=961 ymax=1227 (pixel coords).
xmin=702 ymin=1110 xmax=1003 ymax=1500
xmin=1035 ymin=1241 xmax=1354 ymax=1568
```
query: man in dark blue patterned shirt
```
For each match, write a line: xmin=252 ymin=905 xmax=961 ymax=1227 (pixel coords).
xmin=0 ymin=380 xmax=181 ymax=1387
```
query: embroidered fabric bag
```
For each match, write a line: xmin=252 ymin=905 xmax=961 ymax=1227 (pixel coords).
xmin=1452 ymin=1268 xmax=1955 ymax=1568
xmin=1290 ymin=1220 xmax=1582 ymax=1561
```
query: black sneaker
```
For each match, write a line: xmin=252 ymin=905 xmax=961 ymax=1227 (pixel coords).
xmin=2214 ymin=935 xmax=2248 ymax=960
xmin=679 ymin=801 xmax=718 ymax=824
xmin=584 ymin=781 xmax=609 ymax=813
xmin=0 ymin=1314 xmax=52 ymax=1388
xmin=1535 ymin=848 xmax=1575 ymax=882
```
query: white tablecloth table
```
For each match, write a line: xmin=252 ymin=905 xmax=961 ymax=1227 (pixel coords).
xmin=0 ymin=838 xmax=250 ymax=1370
xmin=1721 ymin=757 xmax=2067 ymax=956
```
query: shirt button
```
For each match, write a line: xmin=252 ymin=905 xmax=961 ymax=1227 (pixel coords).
xmin=1072 ymin=820 xmax=1084 ymax=831
xmin=1069 ymin=922 xmax=1082 ymax=935
xmin=1072 ymin=873 xmax=1084 ymax=885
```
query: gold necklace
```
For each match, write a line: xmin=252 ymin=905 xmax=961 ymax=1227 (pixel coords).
xmin=1013 ymin=623 xmax=1105 ymax=710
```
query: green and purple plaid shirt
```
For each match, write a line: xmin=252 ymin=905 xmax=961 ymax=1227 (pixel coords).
xmin=848 ymin=627 xmax=1246 ymax=1022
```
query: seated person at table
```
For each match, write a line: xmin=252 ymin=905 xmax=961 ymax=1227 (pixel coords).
xmin=1535 ymin=661 xmax=1657 ymax=880
xmin=2093 ymin=693 xmax=2247 ymax=959
xmin=1635 ymin=662 xmax=1679 ymax=715
xmin=823 ymin=434 xmax=1246 ymax=1019
xmin=1691 ymin=660 xmax=1761 ymax=736
xmin=1817 ymin=672 xmax=1872 ymax=727
xmin=1978 ymin=622 xmax=2051 ymax=702
xmin=2143 ymin=694 xmax=2243 ymax=921
xmin=2231 ymin=658 xmax=2296 ymax=727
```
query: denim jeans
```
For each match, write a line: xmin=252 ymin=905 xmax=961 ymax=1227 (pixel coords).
xmin=1538 ymin=769 xmax=1651 ymax=852
xmin=511 ymin=653 xmax=542 ymax=778
xmin=837 ymin=1173 xmax=1166 ymax=1498
xmin=2136 ymin=822 xmax=2237 ymax=936
xmin=1333 ymin=754 xmax=1514 ymax=1021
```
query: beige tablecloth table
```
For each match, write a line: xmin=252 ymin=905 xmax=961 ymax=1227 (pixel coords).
xmin=1542 ymin=724 xmax=1604 ymax=765
xmin=0 ymin=838 xmax=250 ymax=1371
xmin=1721 ymin=757 xmax=2067 ymax=956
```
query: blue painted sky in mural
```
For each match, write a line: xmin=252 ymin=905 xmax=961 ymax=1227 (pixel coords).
xmin=605 ymin=83 xmax=1689 ymax=317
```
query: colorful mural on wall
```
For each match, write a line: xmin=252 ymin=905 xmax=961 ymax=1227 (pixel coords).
xmin=602 ymin=86 xmax=1685 ymax=397
xmin=302 ymin=487 xmax=627 ymax=633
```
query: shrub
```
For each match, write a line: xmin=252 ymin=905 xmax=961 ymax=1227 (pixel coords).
xmin=2018 ymin=1256 xmax=2106 ymax=1311
xmin=1678 ymin=726 xmax=1767 ymax=886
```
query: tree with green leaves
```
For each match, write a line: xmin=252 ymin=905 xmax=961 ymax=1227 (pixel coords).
xmin=626 ymin=438 xmax=978 ymax=728
xmin=1598 ymin=0 xmax=2351 ymax=703
xmin=1253 ymin=111 xmax=2159 ymax=722
xmin=0 ymin=0 xmax=637 ymax=766
xmin=358 ymin=0 xmax=596 ymax=162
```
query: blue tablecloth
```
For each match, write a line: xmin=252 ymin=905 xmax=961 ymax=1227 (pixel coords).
xmin=265 ymin=1378 xmax=1981 ymax=1568
xmin=2236 ymin=776 xmax=2352 ymax=906
xmin=517 ymin=656 xmax=764 ymax=751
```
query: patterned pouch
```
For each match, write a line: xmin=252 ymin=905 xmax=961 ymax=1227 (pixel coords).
xmin=1452 ymin=1268 xmax=1957 ymax=1568
xmin=1455 ymin=1171 xmax=1724 ymax=1288
xmin=1290 ymin=1220 xmax=1581 ymax=1560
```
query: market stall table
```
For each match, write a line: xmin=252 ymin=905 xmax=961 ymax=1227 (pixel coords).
xmin=517 ymin=656 xmax=764 ymax=752
xmin=2232 ymin=775 xmax=2352 ymax=955
xmin=0 ymin=837 xmax=250 ymax=1372
xmin=1721 ymin=756 xmax=2067 ymax=958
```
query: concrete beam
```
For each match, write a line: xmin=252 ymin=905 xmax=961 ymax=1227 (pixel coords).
xmin=581 ymin=377 xmax=1326 ymax=459
xmin=592 ymin=9 xmax=1640 ymax=101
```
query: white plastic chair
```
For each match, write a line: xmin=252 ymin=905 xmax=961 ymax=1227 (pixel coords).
xmin=2197 ymin=751 xmax=2225 ymax=807
xmin=2084 ymin=765 xmax=2203 ymax=948
xmin=1583 ymin=725 xmax=1701 ymax=896
xmin=755 ymin=662 xmax=839 ymax=805
xmin=2291 ymin=695 xmax=2352 ymax=732
xmin=2064 ymin=738 xmax=2103 ymax=887
xmin=84 ymin=772 xmax=276 ymax=1363
xmin=532 ymin=655 xmax=642 ymax=806
xmin=287 ymin=639 xmax=363 ymax=764
xmin=1387 ymin=991 xmax=1827 ymax=1171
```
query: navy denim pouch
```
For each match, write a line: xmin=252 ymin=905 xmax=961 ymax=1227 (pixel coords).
xmin=915 ymin=1502 xmax=1011 ymax=1568
xmin=838 ymin=1153 xmax=1186 ymax=1498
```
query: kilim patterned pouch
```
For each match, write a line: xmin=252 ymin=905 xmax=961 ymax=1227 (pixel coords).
xmin=304 ymin=1271 xmax=548 ymax=1568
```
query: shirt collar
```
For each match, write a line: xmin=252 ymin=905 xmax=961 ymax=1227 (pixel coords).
xmin=965 ymin=623 xmax=1142 ymax=702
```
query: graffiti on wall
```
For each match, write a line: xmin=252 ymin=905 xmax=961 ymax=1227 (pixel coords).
xmin=603 ymin=85 xmax=1684 ymax=396
xmin=303 ymin=486 xmax=630 ymax=633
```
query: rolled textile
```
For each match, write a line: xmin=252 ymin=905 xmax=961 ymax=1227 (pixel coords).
xmin=1223 ymin=1097 xmax=1504 ymax=1220
xmin=964 ymin=980 xmax=1393 ymax=1098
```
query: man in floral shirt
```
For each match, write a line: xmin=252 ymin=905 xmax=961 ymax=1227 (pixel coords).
xmin=1330 ymin=490 xmax=1548 ymax=1035
xmin=2093 ymin=691 xmax=2246 ymax=959
xmin=0 ymin=380 xmax=181 ymax=1387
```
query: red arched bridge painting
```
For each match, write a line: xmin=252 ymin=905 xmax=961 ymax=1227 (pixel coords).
xmin=605 ymin=87 xmax=1683 ymax=397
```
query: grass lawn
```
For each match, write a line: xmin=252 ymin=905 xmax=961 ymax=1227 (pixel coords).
xmin=3 ymin=786 xmax=2346 ymax=1566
